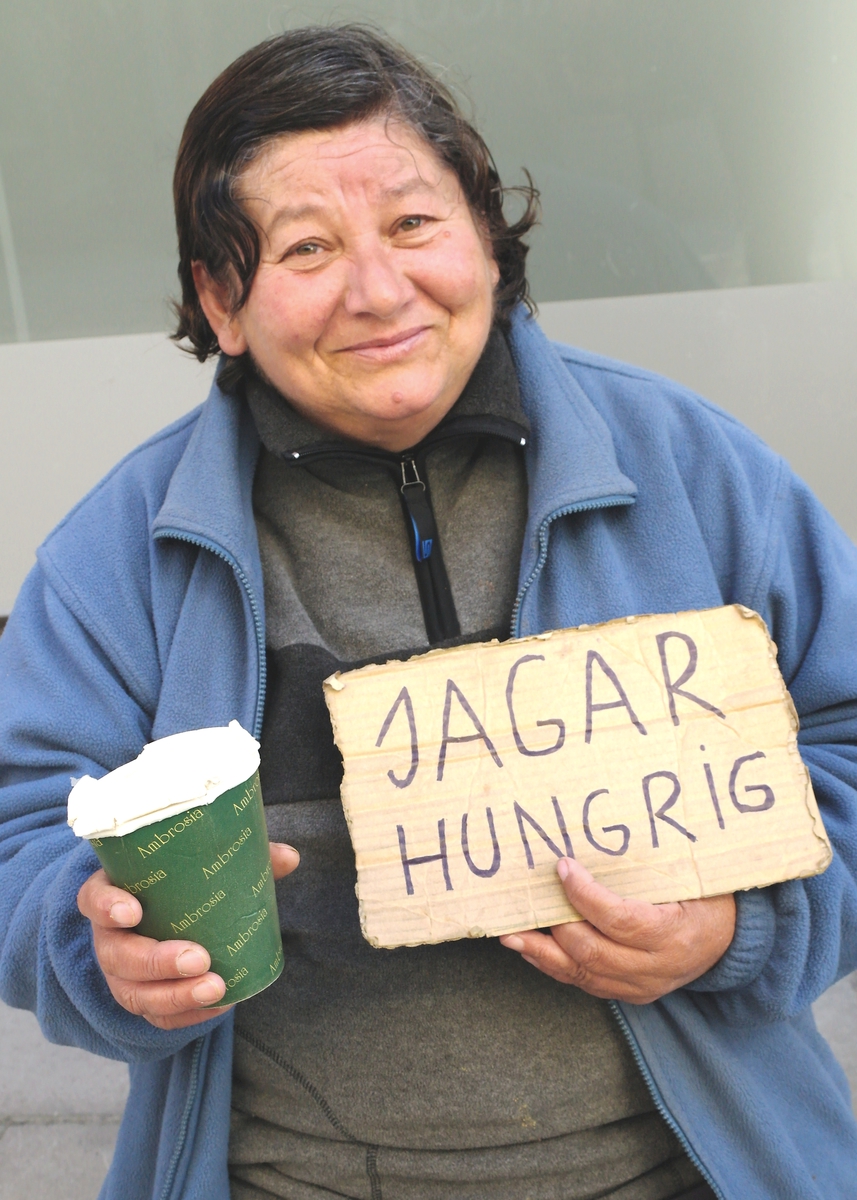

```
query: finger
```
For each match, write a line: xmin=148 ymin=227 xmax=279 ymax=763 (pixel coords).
xmin=496 ymin=926 xmax=578 ymax=974
xmin=78 ymin=869 xmax=143 ymax=929
xmin=141 ymin=1005 xmax=234 ymax=1032
xmin=144 ymin=1008 xmax=234 ymax=1036
xmin=502 ymin=922 xmax=628 ymax=985
xmin=93 ymin=926 xmax=212 ymax=983
xmin=501 ymin=928 xmax=672 ymax=1002
xmin=104 ymin=969 xmax=229 ymax=1024
xmin=500 ymin=929 xmax=612 ymax=994
xmin=269 ymin=842 xmax=300 ymax=881
xmin=548 ymin=913 xmax=637 ymax=967
xmin=556 ymin=858 xmax=680 ymax=949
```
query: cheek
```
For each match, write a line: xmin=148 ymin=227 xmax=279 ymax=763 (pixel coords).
xmin=417 ymin=232 xmax=497 ymax=313
xmin=244 ymin=269 xmax=341 ymax=356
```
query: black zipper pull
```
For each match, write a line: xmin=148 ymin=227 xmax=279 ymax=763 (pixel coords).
xmin=399 ymin=458 xmax=436 ymax=562
xmin=398 ymin=454 xmax=461 ymax=642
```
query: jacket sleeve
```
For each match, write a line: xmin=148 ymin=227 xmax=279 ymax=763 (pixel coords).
xmin=686 ymin=457 xmax=857 ymax=1022
xmin=0 ymin=563 xmax=228 ymax=1062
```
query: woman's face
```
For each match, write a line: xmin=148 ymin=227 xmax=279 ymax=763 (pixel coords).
xmin=194 ymin=119 xmax=500 ymax=451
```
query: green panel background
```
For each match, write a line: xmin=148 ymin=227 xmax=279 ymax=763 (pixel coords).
xmin=1 ymin=1 xmax=856 ymax=343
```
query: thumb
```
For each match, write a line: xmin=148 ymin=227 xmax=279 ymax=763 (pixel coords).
xmin=269 ymin=841 xmax=300 ymax=881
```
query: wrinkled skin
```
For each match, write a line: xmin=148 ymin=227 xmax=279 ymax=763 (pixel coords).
xmin=500 ymin=857 xmax=736 ymax=1004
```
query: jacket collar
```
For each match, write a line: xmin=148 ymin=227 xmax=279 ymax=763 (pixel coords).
xmin=151 ymin=374 xmax=264 ymax=601
xmin=507 ymin=306 xmax=637 ymax=583
xmin=152 ymin=306 xmax=637 ymax=592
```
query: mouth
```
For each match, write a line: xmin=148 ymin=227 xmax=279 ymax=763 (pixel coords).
xmin=338 ymin=325 xmax=431 ymax=360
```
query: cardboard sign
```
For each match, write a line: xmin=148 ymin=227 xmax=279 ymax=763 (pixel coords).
xmin=324 ymin=606 xmax=831 ymax=949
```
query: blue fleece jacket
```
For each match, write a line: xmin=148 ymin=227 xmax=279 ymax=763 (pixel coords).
xmin=1 ymin=311 xmax=856 ymax=1200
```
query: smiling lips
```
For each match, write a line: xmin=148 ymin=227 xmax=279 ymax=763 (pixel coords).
xmin=339 ymin=325 xmax=431 ymax=361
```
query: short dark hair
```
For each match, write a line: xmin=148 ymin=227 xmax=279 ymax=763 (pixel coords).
xmin=172 ymin=24 xmax=538 ymax=389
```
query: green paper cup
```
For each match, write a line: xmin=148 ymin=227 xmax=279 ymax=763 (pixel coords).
xmin=68 ymin=724 xmax=283 ymax=1005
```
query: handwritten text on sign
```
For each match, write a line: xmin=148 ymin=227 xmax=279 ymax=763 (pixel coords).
xmin=324 ymin=606 xmax=830 ymax=949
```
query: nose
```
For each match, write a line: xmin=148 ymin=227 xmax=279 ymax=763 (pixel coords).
xmin=342 ymin=237 xmax=414 ymax=318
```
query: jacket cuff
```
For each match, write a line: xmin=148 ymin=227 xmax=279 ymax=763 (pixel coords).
xmin=684 ymin=887 xmax=777 ymax=993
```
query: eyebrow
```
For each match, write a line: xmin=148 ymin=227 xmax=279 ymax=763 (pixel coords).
xmin=260 ymin=176 xmax=442 ymax=233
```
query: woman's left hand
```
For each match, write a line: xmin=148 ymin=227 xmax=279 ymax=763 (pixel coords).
xmin=499 ymin=857 xmax=736 ymax=1004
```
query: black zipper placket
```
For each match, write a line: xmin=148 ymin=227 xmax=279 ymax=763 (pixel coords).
xmin=285 ymin=420 xmax=528 ymax=647
xmin=397 ymin=452 xmax=459 ymax=642
xmin=509 ymin=495 xmax=724 ymax=1200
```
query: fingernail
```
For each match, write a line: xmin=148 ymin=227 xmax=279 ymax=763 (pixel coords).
xmin=176 ymin=948 xmax=208 ymax=976
xmin=191 ymin=979 xmax=224 ymax=1005
xmin=109 ymin=901 xmax=136 ymax=925
xmin=557 ymin=858 xmax=570 ymax=881
xmin=502 ymin=935 xmax=525 ymax=951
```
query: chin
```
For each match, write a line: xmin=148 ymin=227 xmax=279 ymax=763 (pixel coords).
xmin=357 ymin=387 xmax=442 ymax=425
xmin=374 ymin=400 xmax=441 ymax=428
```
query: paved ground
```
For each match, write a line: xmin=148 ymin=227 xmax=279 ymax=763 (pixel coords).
xmin=1 ymin=974 xmax=856 ymax=1199
xmin=0 ymin=1003 xmax=129 ymax=1200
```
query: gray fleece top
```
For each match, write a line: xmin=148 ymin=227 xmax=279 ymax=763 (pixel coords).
xmin=228 ymin=330 xmax=702 ymax=1200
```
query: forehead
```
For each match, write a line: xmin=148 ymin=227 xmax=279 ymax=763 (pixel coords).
xmin=238 ymin=119 xmax=456 ymax=207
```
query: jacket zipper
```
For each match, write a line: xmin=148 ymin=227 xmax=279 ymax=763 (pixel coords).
xmin=399 ymin=457 xmax=436 ymax=564
xmin=398 ymin=454 xmax=460 ymax=642
xmin=609 ymin=1003 xmax=725 ymax=1199
xmin=153 ymin=529 xmax=267 ymax=738
xmin=151 ymin=528 xmax=269 ymax=1200
xmin=158 ymin=1038 xmax=204 ymax=1200
xmin=510 ymin=496 xmax=634 ymax=637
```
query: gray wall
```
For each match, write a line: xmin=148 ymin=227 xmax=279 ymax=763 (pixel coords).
xmin=538 ymin=280 xmax=857 ymax=541
xmin=0 ymin=335 xmax=214 ymax=613
xmin=0 ymin=279 xmax=854 ymax=614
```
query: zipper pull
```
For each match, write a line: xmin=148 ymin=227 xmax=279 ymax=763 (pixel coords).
xmin=400 ymin=458 xmax=436 ymax=562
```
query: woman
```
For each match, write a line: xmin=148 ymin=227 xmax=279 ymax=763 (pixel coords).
xmin=1 ymin=25 xmax=856 ymax=1200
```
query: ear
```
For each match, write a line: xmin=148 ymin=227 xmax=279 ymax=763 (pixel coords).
xmin=191 ymin=263 xmax=248 ymax=357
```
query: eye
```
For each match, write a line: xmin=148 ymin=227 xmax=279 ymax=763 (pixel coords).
xmin=290 ymin=241 xmax=323 ymax=257
xmin=398 ymin=216 xmax=426 ymax=232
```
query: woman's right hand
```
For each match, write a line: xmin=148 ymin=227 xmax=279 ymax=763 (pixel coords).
xmin=77 ymin=841 xmax=299 ymax=1030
